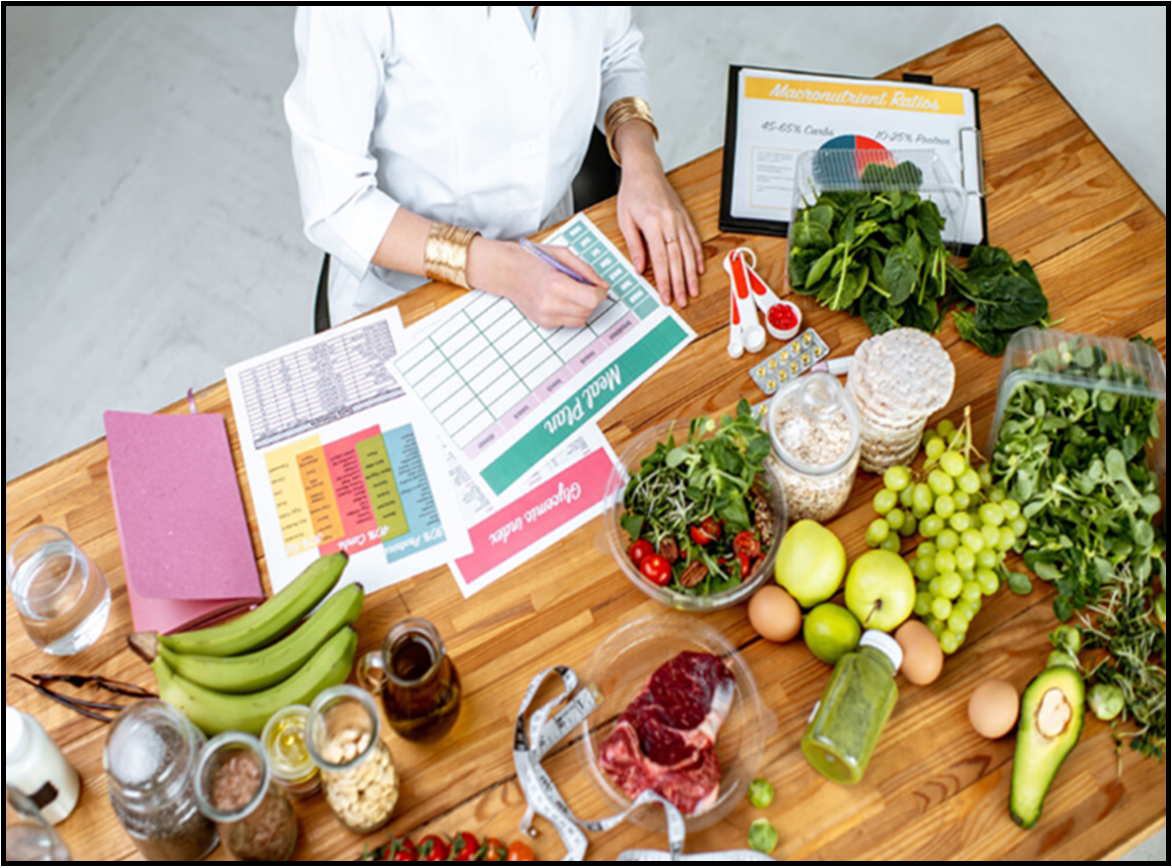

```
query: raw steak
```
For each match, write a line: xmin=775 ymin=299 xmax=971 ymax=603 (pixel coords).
xmin=598 ymin=651 xmax=735 ymax=816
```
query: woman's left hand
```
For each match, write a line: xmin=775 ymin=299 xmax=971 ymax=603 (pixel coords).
xmin=613 ymin=121 xmax=705 ymax=309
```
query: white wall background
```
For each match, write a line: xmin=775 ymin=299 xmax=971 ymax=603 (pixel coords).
xmin=4 ymin=5 xmax=1167 ymax=489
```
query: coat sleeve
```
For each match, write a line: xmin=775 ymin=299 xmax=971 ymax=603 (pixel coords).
xmin=596 ymin=6 xmax=653 ymax=132
xmin=284 ymin=6 xmax=400 ymax=281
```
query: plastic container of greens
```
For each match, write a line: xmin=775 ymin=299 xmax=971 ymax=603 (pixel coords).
xmin=987 ymin=328 xmax=1167 ymax=478
xmin=784 ymin=149 xmax=969 ymax=296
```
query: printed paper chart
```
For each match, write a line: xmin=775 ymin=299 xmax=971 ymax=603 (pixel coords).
xmin=265 ymin=424 xmax=447 ymax=566
xmin=394 ymin=214 xmax=695 ymax=499
xmin=226 ymin=308 xmax=471 ymax=595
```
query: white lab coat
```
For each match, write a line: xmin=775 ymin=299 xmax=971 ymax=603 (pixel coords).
xmin=285 ymin=6 xmax=651 ymax=326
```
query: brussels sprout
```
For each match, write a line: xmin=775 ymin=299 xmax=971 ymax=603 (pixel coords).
xmin=748 ymin=820 xmax=779 ymax=856
xmin=748 ymin=779 xmax=775 ymax=809
xmin=1049 ymin=625 xmax=1082 ymax=656
xmin=1088 ymin=684 xmax=1125 ymax=722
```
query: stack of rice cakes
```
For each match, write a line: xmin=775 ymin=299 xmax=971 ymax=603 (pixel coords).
xmin=847 ymin=329 xmax=956 ymax=474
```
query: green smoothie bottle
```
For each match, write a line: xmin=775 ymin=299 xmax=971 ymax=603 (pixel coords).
xmin=801 ymin=631 xmax=903 ymax=786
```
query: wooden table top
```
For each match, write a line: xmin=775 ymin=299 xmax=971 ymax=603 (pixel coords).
xmin=5 ymin=26 xmax=1166 ymax=863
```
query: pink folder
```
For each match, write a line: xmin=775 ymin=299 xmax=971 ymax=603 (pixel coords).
xmin=104 ymin=411 xmax=263 ymax=635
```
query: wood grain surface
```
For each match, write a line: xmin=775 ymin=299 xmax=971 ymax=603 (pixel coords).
xmin=5 ymin=26 xmax=1166 ymax=863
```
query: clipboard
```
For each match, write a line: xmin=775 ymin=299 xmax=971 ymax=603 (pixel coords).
xmin=719 ymin=65 xmax=988 ymax=252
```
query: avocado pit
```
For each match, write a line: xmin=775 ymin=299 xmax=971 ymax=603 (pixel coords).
xmin=1036 ymin=688 xmax=1073 ymax=739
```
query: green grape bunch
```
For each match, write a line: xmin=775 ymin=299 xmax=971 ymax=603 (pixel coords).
xmin=867 ymin=410 xmax=1031 ymax=656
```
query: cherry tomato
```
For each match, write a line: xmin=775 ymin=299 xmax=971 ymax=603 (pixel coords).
xmin=419 ymin=835 xmax=450 ymax=861
xmin=733 ymin=530 xmax=762 ymax=559
xmin=389 ymin=837 xmax=417 ymax=862
xmin=507 ymin=841 xmax=536 ymax=862
xmin=737 ymin=552 xmax=752 ymax=578
xmin=484 ymin=839 xmax=508 ymax=862
xmin=640 ymin=554 xmax=672 ymax=587
xmin=452 ymin=832 xmax=481 ymax=861
xmin=628 ymin=539 xmax=655 ymax=568
xmin=690 ymin=518 xmax=723 ymax=545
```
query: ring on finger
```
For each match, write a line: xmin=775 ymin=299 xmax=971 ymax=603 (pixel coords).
xmin=665 ymin=236 xmax=679 ymax=245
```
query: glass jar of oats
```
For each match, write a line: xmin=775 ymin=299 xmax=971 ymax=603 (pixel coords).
xmin=767 ymin=373 xmax=861 ymax=523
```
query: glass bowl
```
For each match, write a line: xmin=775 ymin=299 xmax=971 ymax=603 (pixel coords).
xmin=576 ymin=615 xmax=774 ymax=834
xmin=603 ymin=420 xmax=788 ymax=612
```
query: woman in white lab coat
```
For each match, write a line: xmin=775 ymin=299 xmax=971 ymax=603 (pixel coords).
xmin=285 ymin=6 xmax=704 ymax=329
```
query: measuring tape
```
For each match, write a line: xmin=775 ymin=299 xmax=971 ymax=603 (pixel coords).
xmin=513 ymin=668 xmax=778 ymax=862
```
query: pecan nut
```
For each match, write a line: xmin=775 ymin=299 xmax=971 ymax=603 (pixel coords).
xmin=679 ymin=562 xmax=709 ymax=590
xmin=659 ymin=538 xmax=681 ymax=565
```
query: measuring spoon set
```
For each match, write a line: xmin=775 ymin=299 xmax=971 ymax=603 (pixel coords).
xmin=724 ymin=249 xmax=802 ymax=360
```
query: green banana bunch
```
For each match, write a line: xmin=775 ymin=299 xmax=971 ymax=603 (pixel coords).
xmin=160 ymin=551 xmax=349 ymax=658
xmin=147 ymin=583 xmax=365 ymax=695
xmin=153 ymin=626 xmax=359 ymax=736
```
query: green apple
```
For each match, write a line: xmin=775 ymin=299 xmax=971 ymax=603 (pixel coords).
xmin=845 ymin=550 xmax=916 ymax=633
xmin=775 ymin=520 xmax=847 ymax=609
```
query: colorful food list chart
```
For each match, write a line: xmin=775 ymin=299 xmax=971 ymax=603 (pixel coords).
xmin=394 ymin=214 xmax=696 ymax=499
xmin=226 ymin=309 xmax=471 ymax=594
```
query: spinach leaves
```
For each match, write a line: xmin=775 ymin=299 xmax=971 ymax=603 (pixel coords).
xmin=788 ymin=161 xmax=1050 ymax=355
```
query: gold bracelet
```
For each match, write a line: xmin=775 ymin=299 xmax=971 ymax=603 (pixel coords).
xmin=604 ymin=96 xmax=658 ymax=166
xmin=424 ymin=222 xmax=481 ymax=290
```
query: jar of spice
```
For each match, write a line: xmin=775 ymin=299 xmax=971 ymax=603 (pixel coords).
xmin=195 ymin=733 xmax=299 ymax=862
xmin=104 ymin=701 xmax=218 ymax=862
xmin=767 ymin=372 xmax=861 ymax=523
xmin=306 ymin=686 xmax=399 ymax=835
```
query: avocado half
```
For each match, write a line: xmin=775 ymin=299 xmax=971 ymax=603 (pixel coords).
xmin=1010 ymin=667 xmax=1086 ymax=830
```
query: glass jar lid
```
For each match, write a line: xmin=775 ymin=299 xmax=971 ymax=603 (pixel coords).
xmin=768 ymin=373 xmax=861 ymax=477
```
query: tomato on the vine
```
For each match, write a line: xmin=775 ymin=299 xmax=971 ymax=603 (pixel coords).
xmin=507 ymin=841 xmax=536 ymax=861
xmin=690 ymin=518 xmax=723 ymax=546
xmin=452 ymin=832 xmax=481 ymax=861
xmin=733 ymin=530 xmax=761 ymax=559
xmin=639 ymin=554 xmax=672 ymax=587
xmin=483 ymin=839 xmax=508 ymax=862
xmin=628 ymin=539 xmax=655 ymax=568
xmin=418 ymin=835 xmax=450 ymax=861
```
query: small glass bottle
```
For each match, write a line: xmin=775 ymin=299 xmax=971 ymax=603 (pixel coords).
xmin=768 ymin=373 xmax=861 ymax=523
xmin=358 ymin=618 xmax=462 ymax=744
xmin=307 ymin=686 xmax=399 ymax=835
xmin=5 ymin=707 xmax=81 ymax=826
xmin=801 ymin=631 xmax=903 ymax=786
xmin=104 ymin=701 xmax=218 ymax=862
xmin=194 ymin=733 xmax=299 ymax=863
xmin=261 ymin=706 xmax=320 ymax=799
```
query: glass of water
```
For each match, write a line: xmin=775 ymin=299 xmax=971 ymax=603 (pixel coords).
xmin=5 ymin=526 xmax=111 ymax=656
xmin=5 ymin=787 xmax=72 ymax=862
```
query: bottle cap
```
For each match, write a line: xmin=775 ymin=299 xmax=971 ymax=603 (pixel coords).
xmin=6 ymin=707 xmax=26 ymax=760
xmin=860 ymin=631 xmax=904 ymax=674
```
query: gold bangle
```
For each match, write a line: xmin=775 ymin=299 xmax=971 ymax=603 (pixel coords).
xmin=604 ymin=96 xmax=658 ymax=166
xmin=424 ymin=222 xmax=481 ymax=290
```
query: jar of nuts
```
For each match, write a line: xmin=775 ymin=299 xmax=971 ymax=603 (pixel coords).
xmin=306 ymin=686 xmax=399 ymax=835
xmin=767 ymin=372 xmax=861 ymax=523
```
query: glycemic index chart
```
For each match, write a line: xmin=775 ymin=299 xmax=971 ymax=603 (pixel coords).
xmin=394 ymin=215 xmax=695 ymax=499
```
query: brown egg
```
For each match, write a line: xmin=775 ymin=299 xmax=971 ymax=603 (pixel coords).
xmin=896 ymin=621 xmax=945 ymax=687
xmin=749 ymin=586 xmax=802 ymax=644
xmin=969 ymin=680 xmax=1021 ymax=740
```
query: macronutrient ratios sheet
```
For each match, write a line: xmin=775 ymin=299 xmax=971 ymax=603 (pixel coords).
xmin=393 ymin=214 xmax=696 ymax=500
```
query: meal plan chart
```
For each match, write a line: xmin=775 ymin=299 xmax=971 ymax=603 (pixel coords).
xmin=226 ymin=308 xmax=470 ymax=594
xmin=394 ymin=215 xmax=696 ymax=499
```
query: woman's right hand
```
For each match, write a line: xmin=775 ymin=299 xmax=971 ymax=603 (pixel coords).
xmin=467 ymin=238 xmax=609 ymax=329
